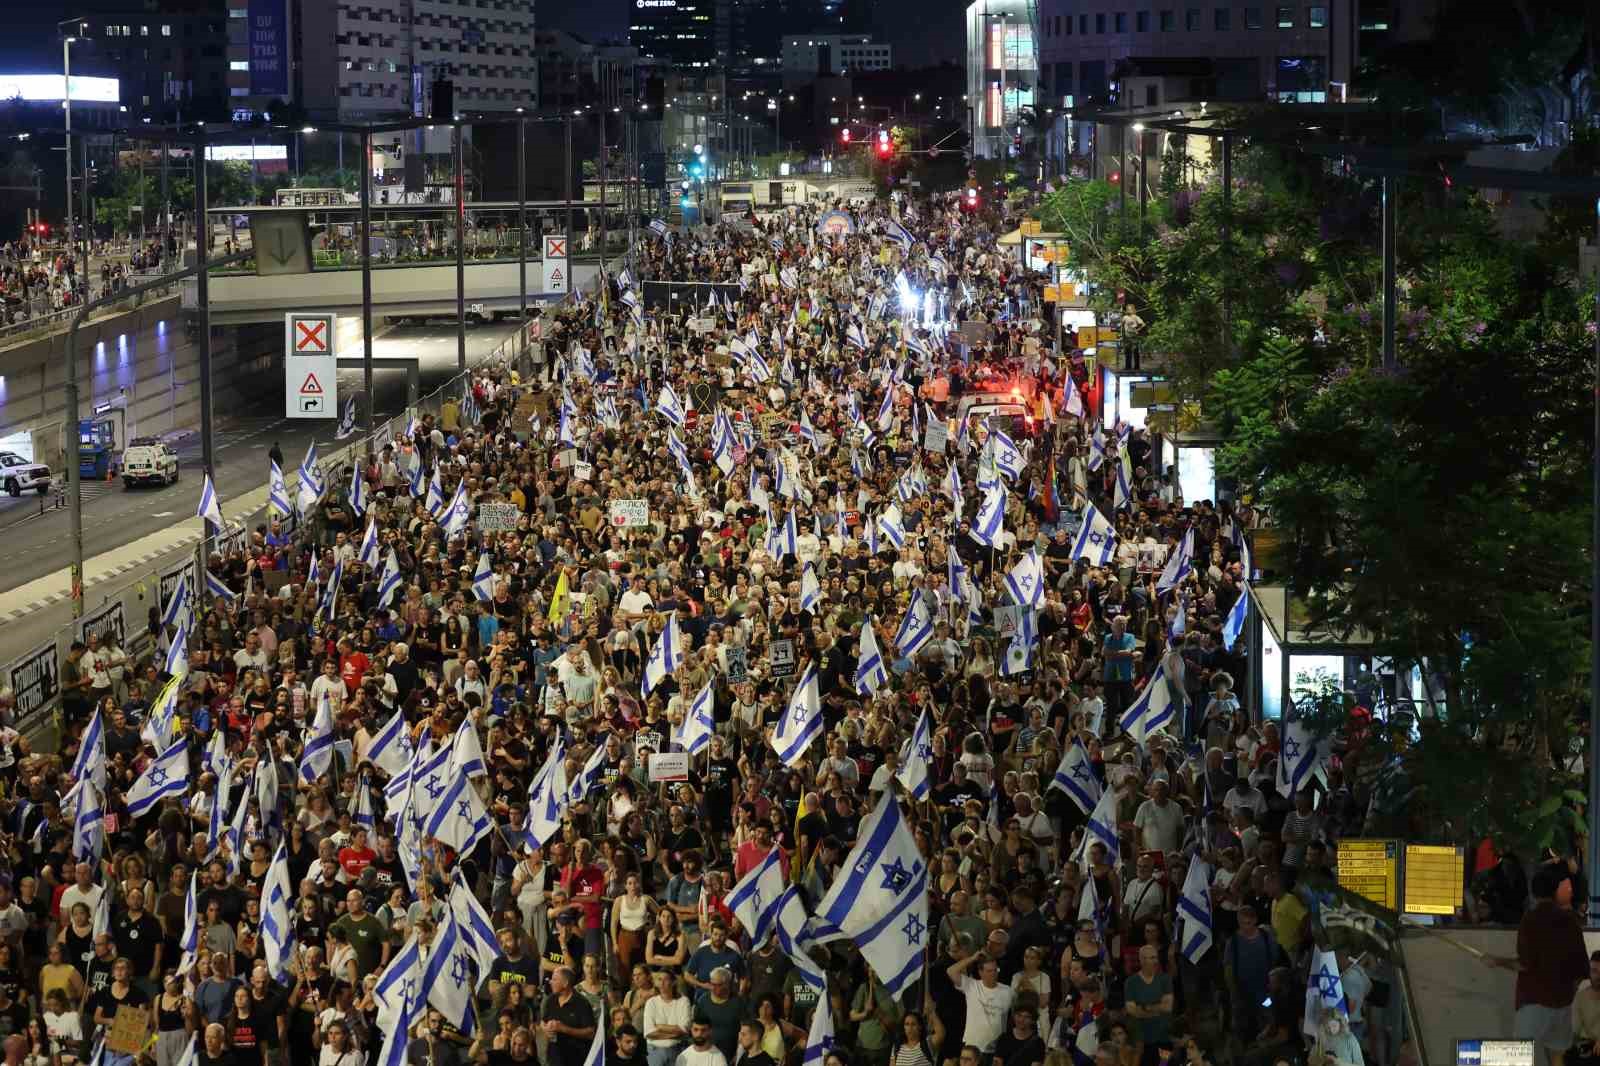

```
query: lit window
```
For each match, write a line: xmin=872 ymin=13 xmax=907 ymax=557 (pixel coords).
xmin=1307 ymin=4 xmax=1326 ymax=25
xmin=1276 ymin=5 xmax=1293 ymax=25
xmin=140 ymin=25 xmax=149 ymax=35
xmin=230 ymin=60 xmax=250 ymax=71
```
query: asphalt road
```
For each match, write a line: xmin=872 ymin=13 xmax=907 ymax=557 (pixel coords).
xmin=0 ymin=319 xmax=517 ymax=598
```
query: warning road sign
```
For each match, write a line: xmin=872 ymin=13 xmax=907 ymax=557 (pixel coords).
xmin=285 ymin=313 xmax=338 ymax=419
xmin=543 ymin=233 xmax=568 ymax=295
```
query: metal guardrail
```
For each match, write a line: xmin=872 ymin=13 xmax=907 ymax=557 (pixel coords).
xmin=0 ymin=266 xmax=182 ymax=346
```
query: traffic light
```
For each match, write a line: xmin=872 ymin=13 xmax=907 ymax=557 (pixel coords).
xmin=1012 ymin=132 xmax=1022 ymax=154
xmin=33 ymin=223 xmax=48 ymax=237
xmin=876 ymin=129 xmax=891 ymax=159
xmin=841 ymin=128 xmax=852 ymax=145
xmin=963 ymin=186 xmax=979 ymax=211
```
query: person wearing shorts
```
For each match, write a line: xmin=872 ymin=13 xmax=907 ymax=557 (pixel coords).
xmin=1502 ymin=868 xmax=1590 ymax=1066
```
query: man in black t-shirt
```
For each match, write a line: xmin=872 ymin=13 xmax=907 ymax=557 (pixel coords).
xmin=993 ymin=1003 xmax=1046 ymax=1066
xmin=84 ymin=933 xmax=116 ymax=1001
xmin=541 ymin=967 xmax=597 ymax=1066
xmin=113 ymin=887 xmax=163 ymax=990
xmin=487 ymin=926 xmax=541 ymax=1013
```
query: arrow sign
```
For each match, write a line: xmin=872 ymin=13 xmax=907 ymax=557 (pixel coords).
xmin=268 ymin=229 xmax=295 ymax=266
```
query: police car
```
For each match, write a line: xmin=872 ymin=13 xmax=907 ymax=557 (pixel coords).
xmin=0 ymin=451 xmax=51 ymax=496
xmin=121 ymin=437 xmax=181 ymax=488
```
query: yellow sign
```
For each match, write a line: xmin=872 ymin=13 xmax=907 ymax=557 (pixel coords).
xmin=1338 ymin=839 xmax=1399 ymax=910
xmin=1044 ymin=283 xmax=1078 ymax=303
xmin=1031 ymin=241 xmax=1070 ymax=263
xmin=1403 ymin=844 xmax=1465 ymax=915
xmin=1021 ymin=219 xmax=1042 ymax=235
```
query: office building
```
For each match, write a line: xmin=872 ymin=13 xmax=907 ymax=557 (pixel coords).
xmin=782 ymin=34 xmax=893 ymax=87
xmin=1033 ymin=0 xmax=1361 ymax=109
xmin=630 ymin=0 xmax=719 ymax=70
xmin=225 ymin=0 xmax=537 ymax=121
xmin=536 ymin=31 xmax=643 ymax=113
xmin=67 ymin=0 xmax=230 ymax=123
xmin=965 ymin=0 xmax=1037 ymax=158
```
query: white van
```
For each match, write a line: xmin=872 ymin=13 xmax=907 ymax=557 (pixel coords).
xmin=122 ymin=437 xmax=180 ymax=489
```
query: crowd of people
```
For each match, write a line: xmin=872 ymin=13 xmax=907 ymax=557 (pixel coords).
xmin=0 ymin=238 xmax=170 ymax=325
xmin=0 ymin=190 xmax=1414 ymax=1066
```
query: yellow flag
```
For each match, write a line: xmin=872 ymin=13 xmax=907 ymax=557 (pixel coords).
xmin=547 ymin=569 xmax=570 ymax=625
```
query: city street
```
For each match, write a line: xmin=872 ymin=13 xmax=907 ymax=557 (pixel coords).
xmin=0 ymin=319 xmax=516 ymax=663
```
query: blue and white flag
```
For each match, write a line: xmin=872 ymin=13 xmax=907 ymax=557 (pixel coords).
xmin=161 ymin=571 xmax=192 ymax=634
xmin=1071 ymin=501 xmax=1117 ymax=565
xmin=895 ymin=706 xmax=933 ymax=800
xmin=1222 ymin=581 xmax=1250 ymax=650
xmin=1306 ymin=946 xmax=1350 ymax=1031
xmin=642 ymin=612 xmax=682 ymax=696
xmin=1078 ymin=865 xmax=1109 ymax=946
xmin=875 ymin=384 xmax=895 ymax=431
xmin=407 ymin=456 xmax=426 ymax=500
xmin=883 ymin=218 xmax=915 ymax=250
xmin=318 ymin=556 xmax=344 ymax=620
xmin=471 ymin=553 xmax=496 ymax=603
xmin=1048 ymin=739 xmax=1102 ymax=815
xmin=775 ymin=884 xmax=826 ymax=988
xmin=373 ymin=930 xmax=424 ymax=1024
xmin=1114 ymin=445 xmax=1134 ymax=511
xmin=727 ymin=846 xmax=788 ymax=945
xmin=352 ymin=777 xmax=375 ymax=832
xmin=196 ymin=474 xmax=224 ymax=532
xmin=163 ymin=626 xmax=189 ymax=680
xmin=260 ymin=839 xmax=297 ymax=983
xmin=177 ymin=871 xmax=200 ymax=976
xmin=987 ymin=429 xmax=1025 ymax=480
xmin=441 ymin=479 xmax=472 ymax=538
xmin=1177 ymin=859 xmax=1214 ymax=964
xmin=1000 ymin=608 xmax=1036 ymax=677
xmin=973 ymin=484 xmax=1005 ymax=547
xmin=425 ymin=468 xmax=445 ymax=517
xmin=336 ymin=394 xmax=357 ymax=439
xmin=450 ymin=868 xmax=503 ymax=976
xmin=424 ymin=769 xmax=492 ymax=854
xmin=1087 ymin=424 xmax=1107 ymax=472
xmin=125 ymin=737 xmax=189 ymax=818
xmin=297 ymin=442 xmax=326 ymax=513
xmin=876 ymin=505 xmax=906 ymax=550
xmin=524 ymin=739 xmax=569 ymax=849
xmin=1082 ymin=786 xmax=1120 ymax=868
xmin=1120 ymin=662 xmax=1182 ymax=743
xmin=567 ymin=742 xmax=607 ymax=805
xmin=268 ymin=459 xmax=292 ymax=517
xmin=810 ymin=791 xmax=929 ymax=999
xmin=71 ymin=710 xmax=106 ymax=791
xmin=854 ymin=617 xmax=889 ymax=695
xmin=348 ymin=462 xmax=368 ymax=518
xmin=70 ymin=778 xmax=104 ymax=864
xmin=770 ymin=662 xmax=823 ymax=767
xmin=656 ymin=384 xmax=687 ymax=428
xmin=676 ymin=680 xmax=716 ymax=756
xmin=367 ymin=706 xmax=413 ymax=778
xmin=946 ymin=463 xmax=963 ymax=515
xmin=446 ymin=718 xmax=486 ymax=782
xmin=894 ymin=590 xmax=936 ymax=658
xmin=800 ymin=563 xmax=822 ymax=614
xmin=1278 ymin=708 xmax=1319 ymax=799
xmin=1004 ymin=548 xmax=1045 ymax=610
xmin=1062 ymin=383 xmax=1086 ymax=419
xmin=847 ymin=322 xmax=869 ymax=350
xmin=1156 ymin=528 xmax=1193 ymax=594
xmin=297 ymin=692 xmax=337 ymax=783
xmin=358 ymin=518 xmax=380 ymax=570
xmin=581 ymin=1005 xmax=607 ymax=1066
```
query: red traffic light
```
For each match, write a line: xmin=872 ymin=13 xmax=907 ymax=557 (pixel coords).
xmin=876 ymin=129 xmax=892 ymax=158
xmin=34 ymin=223 xmax=48 ymax=236
xmin=841 ymin=128 xmax=852 ymax=144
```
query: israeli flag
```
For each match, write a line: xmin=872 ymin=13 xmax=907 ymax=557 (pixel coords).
xmin=336 ymin=394 xmax=357 ymax=439
xmin=727 ymin=846 xmax=788 ymax=945
xmin=1082 ymin=786 xmax=1121 ymax=868
xmin=847 ymin=321 xmax=868 ymax=349
xmin=71 ymin=710 xmax=106 ymax=791
xmin=894 ymin=590 xmax=935 ymax=658
xmin=125 ymin=737 xmax=190 ymax=818
xmin=368 ymin=707 xmax=413 ymax=777
xmin=712 ymin=425 xmax=736 ymax=478
xmin=884 ymin=218 xmax=915 ymax=250
xmin=854 ymin=616 xmax=889 ymax=695
xmin=297 ymin=442 xmax=326 ymax=513
xmin=162 ymin=626 xmax=189 ymax=680
xmin=800 ymin=563 xmax=822 ymax=614
xmin=471 ymin=553 xmax=496 ymax=603
xmin=358 ymin=519 xmax=380 ymax=570
xmin=368 ymin=549 xmax=401 ymax=611
xmin=1278 ymin=709 xmax=1319 ymax=799
xmin=1222 ymin=581 xmax=1250 ymax=650
xmin=642 ymin=612 xmax=682 ymax=696
xmin=160 ymin=571 xmax=191 ymax=633
xmin=568 ymin=743 xmax=607 ymax=807
xmin=524 ymin=739 xmax=569 ymax=849
xmin=1169 ymin=591 xmax=1188 ymax=641
xmin=441 ymin=479 xmax=472 ymax=538
xmin=449 ymin=868 xmax=503 ymax=975
xmin=1306 ymin=946 xmax=1350 ymax=1028
xmin=677 ymin=680 xmax=716 ymax=756
xmin=319 ymin=557 xmax=343 ymax=620
xmin=1114 ymin=445 xmax=1134 ymax=511
xmin=1071 ymin=501 xmax=1117 ymax=565
xmin=946 ymin=463 xmax=963 ymax=514
xmin=1156 ymin=528 xmax=1193 ymax=594
xmin=196 ymin=473 xmax=224 ymax=532
xmin=1120 ymin=661 xmax=1182 ymax=743
xmin=424 ymin=771 xmax=492 ymax=854
xmin=1078 ymin=864 xmax=1109 ymax=943
xmin=810 ymin=791 xmax=929 ymax=999
xmin=200 ymin=567 xmax=235 ymax=604
xmin=268 ymin=460 xmax=292 ymax=516
xmin=425 ymin=468 xmax=445 ymax=518
xmin=297 ymin=692 xmax=337 ymax=784
xmin=656 ymin=384 xmax=687 ymax=428
xmin=988 ymin=429 xmax=1025 ymax=480
xmin=973 ymin=484 xmax=1006 ymax=547
xmin=581 ymin=1006 xmax=607 ymax=1066
xmin=1001 ymin=608 xmax=1036 ymax=677
xmin=876 ymin=505 xmax=906 ymax=549
xmin=373 ymin=930 xmax=425 ymax=1023
xmin=775 ymin=884 xmax=826 ymax=988
xmin=352 ymin=777 xmax=375 ymax=832
xmin=770 ymin=662 xmax=823 ymax=767
xmin=1004 ymin=548 xmax=1045 ymax=610
xmin=260 ymin=840 xmax=297 ymax=983
xmin=1177 ymin=859 xmax=1214 ymax=964
xmin=1048 ymin=739 xmax=1102 ymax=815
xmin=1062 ymin=382 xmax=1086 ymax=419
xmin=875 ymin=385 xmax=894 ymax=431
xmin=71 ymin=778 xmax=105 ymax=863
xmin=345 ymin=462 xmax=367 ymax=518
xmin=407 ymin=456 xmax=426 ymax=499
xmin=777 ymin=510 xmax=799 ymax=559
xmin=895 ymin=706 xmax=933 ymax=800
xmin=1087 ymin=424 xmax=1107 ymax=472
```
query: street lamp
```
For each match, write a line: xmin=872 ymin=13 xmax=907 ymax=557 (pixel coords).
xmin=59 ymin=19 xmax=84 ymax=290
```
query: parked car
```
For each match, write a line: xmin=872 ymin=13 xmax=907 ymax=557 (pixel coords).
xmin=0 ymin=452 xmax=50 ymax=496
xmin=121 ymin=437 xmax=181 ymax=488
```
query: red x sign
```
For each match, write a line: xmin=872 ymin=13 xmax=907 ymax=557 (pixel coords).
xmin=546 ymin=238 xmax=567 ymax=258
xmin=294 ymin=320 xmax=328 ymax=352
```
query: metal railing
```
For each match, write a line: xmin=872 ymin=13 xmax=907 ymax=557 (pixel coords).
xmin=0 ymin=262 xmax=182 ymax=345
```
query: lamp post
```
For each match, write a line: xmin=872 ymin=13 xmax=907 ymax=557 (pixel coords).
xmin=60 ymin=21 xmax=83 ymax=293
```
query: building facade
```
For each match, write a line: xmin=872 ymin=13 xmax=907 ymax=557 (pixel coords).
xmin=225 ymin=0 xmax=537 ymax=121
xmin=782 ymin=34 xmax=893 ymax=86
xmin=68 ymin=0 xmax=230 ymax=123
xmin=536 ymin=30 xmax=643 ymax=114
xmin=1033 ymin=0 xmax=1357 ymax=109
xmin=965 ymin=0 xmax=1037 ymax=159
xmin=629 ymin=0 xmax=719 ymax=70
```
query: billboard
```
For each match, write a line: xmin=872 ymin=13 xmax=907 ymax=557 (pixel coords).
xmin=248 ymin=0 xmax=290 ymax=98
xmin=0 ymin=75 xmax=118 ymax=103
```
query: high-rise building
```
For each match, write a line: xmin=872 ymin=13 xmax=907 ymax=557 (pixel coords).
xmin=225 ymin=0 xmax=537 ymax=121
xmin=781 ymin=34 xmax=893 ymax=87
xmin=629 ymin=0 xmax=719 ymax=70
xmin=67 ymin=0 xmax=231 ymax=123
xmin=965 ymin=0 xmax=1037 ymax=158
